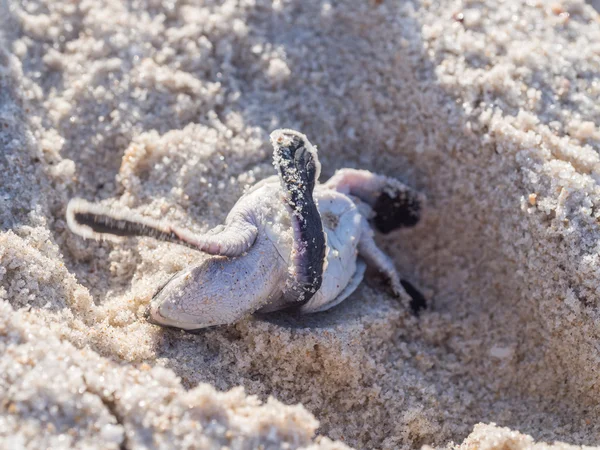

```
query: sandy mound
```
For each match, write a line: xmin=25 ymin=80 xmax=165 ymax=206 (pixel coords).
xmin=1 ymin=0 xmax=599 ymax=448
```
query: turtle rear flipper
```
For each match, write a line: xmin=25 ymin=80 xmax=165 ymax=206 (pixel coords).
xmin=372 ymin=188 xmax=421 ymax=234
xmin=324 ymin=168 xmax=424 ymax=234
xmin=271 ymin=129 xmax=327 ymax=306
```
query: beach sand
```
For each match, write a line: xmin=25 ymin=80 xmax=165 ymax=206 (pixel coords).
xmin=1 ymin=0 xmax=599 ymax=448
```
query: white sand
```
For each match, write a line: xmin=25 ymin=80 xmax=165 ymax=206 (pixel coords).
xmin=1 ymin=0 xmax=600 ymax=448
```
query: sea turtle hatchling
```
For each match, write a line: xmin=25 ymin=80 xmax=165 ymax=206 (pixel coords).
xmin=66 ymin=129 xmax=424 ymax=331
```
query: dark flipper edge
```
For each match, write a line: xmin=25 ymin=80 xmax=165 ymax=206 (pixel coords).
xmin=271 ymin=129 xmax=326 ymax=306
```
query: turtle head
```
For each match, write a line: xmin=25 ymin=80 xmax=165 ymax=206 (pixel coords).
xmin=147 ymin=238 xmax=285 ymax=331
xmin=147 ymin=259 xmax=268 ymax=331
xmin=147 ymin=264 xmax=226 ymax=331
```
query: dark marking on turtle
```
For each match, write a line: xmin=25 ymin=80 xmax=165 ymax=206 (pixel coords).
xmin=322 ymin=211 xmax=340 ymax=230
xmin=373 ymin=190 xmax=421 ymax=234
xmin=400 ymin=279 xmax=427 ymax=316
xmin=74 ymin=212 xmax=176 ymax=240
xmin=272 ymin=131 xmax=327 ymax=306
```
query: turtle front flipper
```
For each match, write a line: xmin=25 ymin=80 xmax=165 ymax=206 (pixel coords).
xmin=66 ymin=198 xmax=257 ymax=257
xmin=324 ymin=168 xmax=424 ymax=234
xmin=270 ymin=129 xmax=327 ymax=306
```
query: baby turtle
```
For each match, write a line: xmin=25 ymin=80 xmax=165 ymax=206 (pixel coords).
xmin=67 ymin=129 xmax=423 ymax=331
